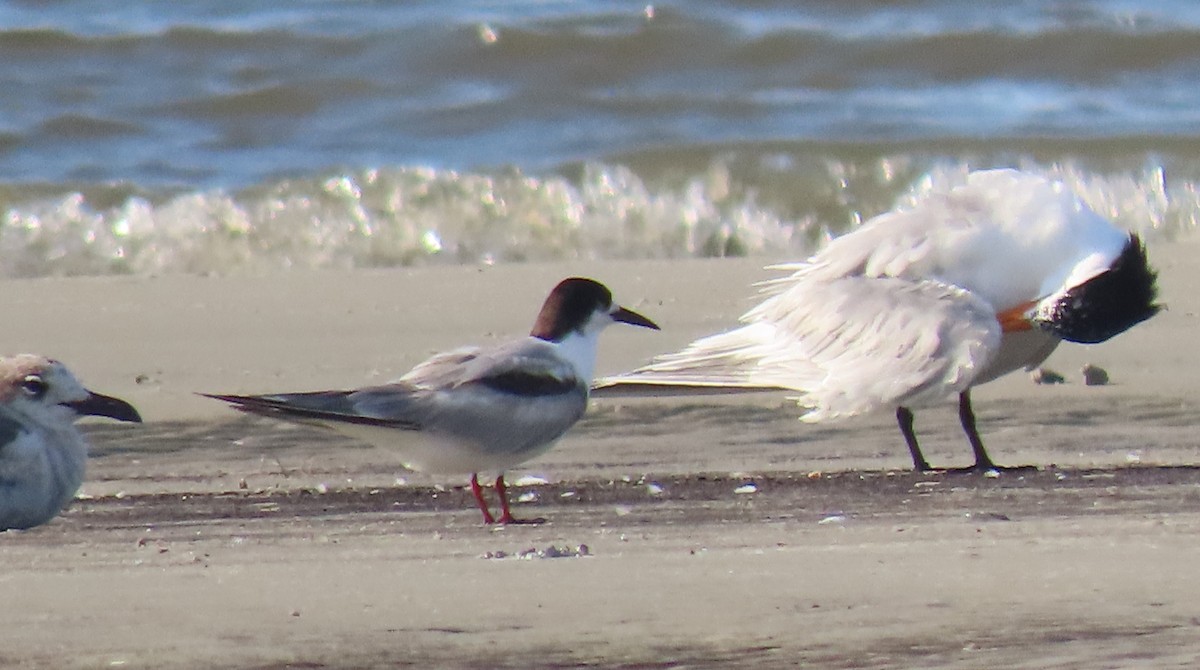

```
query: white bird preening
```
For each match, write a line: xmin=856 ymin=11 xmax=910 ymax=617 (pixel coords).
xmin=204 ymin=277 xmax=659 ymax=524
xmin=595 ymin=169 xmax=1160 ymax=472
xmin=0 ymin=355 xmax=142 ymax=531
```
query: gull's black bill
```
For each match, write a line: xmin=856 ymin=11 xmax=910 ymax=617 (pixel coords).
xmin=67 ymin=391 xmax=142 ymax=423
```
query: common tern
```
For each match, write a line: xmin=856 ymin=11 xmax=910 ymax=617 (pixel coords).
xmin=0 ymin=355 xmax=142 ymax=531
xmin=204 ymin=277 xmax=659 ymax=524
xmin=596 ymin=169 xmax=1159 ymax=472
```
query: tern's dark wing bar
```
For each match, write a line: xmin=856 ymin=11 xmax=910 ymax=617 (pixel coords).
xmin=478 ymin=370 xmax=578 ymax=397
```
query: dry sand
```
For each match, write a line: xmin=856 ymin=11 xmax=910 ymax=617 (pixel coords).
xmin=2 ymin=239 xmax=1199 ymax=668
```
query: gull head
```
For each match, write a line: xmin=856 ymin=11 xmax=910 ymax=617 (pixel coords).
xmin=0 ymin=355 xmax=142 ymax=428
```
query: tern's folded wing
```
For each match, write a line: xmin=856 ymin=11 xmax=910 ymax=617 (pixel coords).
xmin=352 ymin=340 xmax=587 ymax=453
xmin=201 ymin=389 xmax=425 ymax=430
xmin=399 ymin=339 xmax=581 ymax=396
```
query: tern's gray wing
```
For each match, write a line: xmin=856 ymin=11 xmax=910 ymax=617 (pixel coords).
xmin=200 ymin=389 xmax=423 ymax=429
xmin=350 ymin=338 xmax=585 ymax=432
xmin=395 ymin=341 xmax=581 ymax=396
xmin=347 ymin=338 xmax=587 ymax=451
xmin=206 ymin=338 xmax=588 ymax=457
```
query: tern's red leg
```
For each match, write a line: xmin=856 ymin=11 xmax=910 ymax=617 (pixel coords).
xmin=495 ymin=474 xmax=545 ymax=525
xmin=469 ymin=473 xmax=496 ymax=524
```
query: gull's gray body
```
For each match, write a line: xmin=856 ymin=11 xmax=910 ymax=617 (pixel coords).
xmin=0 ymin=355 xmax=141 ymax=531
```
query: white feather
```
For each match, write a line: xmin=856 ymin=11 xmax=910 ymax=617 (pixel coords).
xmin=597 ymin=169 xmax=1131 ymax=417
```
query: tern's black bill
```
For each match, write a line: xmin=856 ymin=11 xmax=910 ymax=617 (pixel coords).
xmin=612 ymin=306 xmax=660 ymax=330
xmin=66 ymin=391 xmax=143 ymax=423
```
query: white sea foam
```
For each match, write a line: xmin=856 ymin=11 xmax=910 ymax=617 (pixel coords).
xmin=0 ymin=159 xmax=1192 ymax=278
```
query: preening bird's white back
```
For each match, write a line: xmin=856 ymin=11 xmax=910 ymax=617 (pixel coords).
xmin=762 ymin=169 xmax=1130 ymax=312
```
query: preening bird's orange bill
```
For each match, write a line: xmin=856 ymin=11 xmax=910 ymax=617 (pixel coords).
xmin=996 ymin=299 xmax=1039 ymax=333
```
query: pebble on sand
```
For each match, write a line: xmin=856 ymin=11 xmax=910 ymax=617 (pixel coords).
xmin=1031 ymin=367 xmax=1066 ymax=385
xmin=1082 ymin=364 xmax=1110 ymax=386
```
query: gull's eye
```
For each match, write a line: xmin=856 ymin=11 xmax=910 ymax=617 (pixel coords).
xmin=21 ymin=375 xmax=47 ymax=399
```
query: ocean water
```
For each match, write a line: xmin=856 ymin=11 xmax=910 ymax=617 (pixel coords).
xmin=2 ymin=1 xmax=1199 ymax=277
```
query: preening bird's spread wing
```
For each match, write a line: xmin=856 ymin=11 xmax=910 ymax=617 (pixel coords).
xmin=768 ymin=277 xmax=1002 ymax=418
xmin=758 ymin=169 xmax=1132 ymax=313
xmin=757 ymin=190 xmax=978 ymax=292
xmin=597 ymin=276 xmax=1002 ymax=419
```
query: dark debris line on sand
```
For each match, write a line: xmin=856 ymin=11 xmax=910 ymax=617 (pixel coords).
xmin=70 ymin=466 xmax=1200 ymax=529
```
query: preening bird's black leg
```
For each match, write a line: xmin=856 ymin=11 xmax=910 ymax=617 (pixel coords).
xmin=896 ymin=406 xmax=933 ymax=471
xmin=958 ymin=390 xmax=999 ymax=472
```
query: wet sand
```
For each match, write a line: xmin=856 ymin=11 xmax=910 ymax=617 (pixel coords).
xmin=2 ymin=239 xmax=1199 ymax=668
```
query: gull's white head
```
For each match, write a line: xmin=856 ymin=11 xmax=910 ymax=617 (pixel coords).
xmin=530 ymin=277 xmax=660 ymax=382
xmin=0 ymin=355 xmax=142 ymax=428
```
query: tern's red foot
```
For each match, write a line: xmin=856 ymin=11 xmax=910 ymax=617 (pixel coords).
xmin=493 ymin=474 xmax=546 ymax=525
xmin=469 ymin=473 xmax=496 ymax=524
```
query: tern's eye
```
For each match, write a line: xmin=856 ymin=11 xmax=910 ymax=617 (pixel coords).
xmin=21 ymin=375 xmax=48 ymax=399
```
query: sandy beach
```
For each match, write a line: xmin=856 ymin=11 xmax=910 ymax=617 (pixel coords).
xmin=2 ymin=238 xmax=1200 ymax=668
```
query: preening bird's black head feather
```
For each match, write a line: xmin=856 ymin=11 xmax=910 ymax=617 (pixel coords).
xmin=1035 ymin=235 xmax=1160 ymax=344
